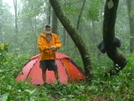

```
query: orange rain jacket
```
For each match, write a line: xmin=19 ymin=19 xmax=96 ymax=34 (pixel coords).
xmin=38 ymin=33 xmax=62 ymax=61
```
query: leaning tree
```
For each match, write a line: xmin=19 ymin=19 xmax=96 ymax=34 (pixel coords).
xmin=49 ymin=0 xmax=93 ymax=81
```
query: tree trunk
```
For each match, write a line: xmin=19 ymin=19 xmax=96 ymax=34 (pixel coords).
xmin=77 ymin=0 xmax=86 ymax=30
xmin=52 ymin=11 xmax=58 ymax=34
xmin=47 ymin=5 xmax=51 ymax=25
xmin=72 ymin=0 xmax=86 ymax=58
xmin=49 ymin=0 xmax=93 ymax=81
xmin=102 ymin=0 xmax=127 ymax=76
xmin=13 ymin=0 xmax=18 ymax=35
xmin=63 ymin=28 xmax=67 ymax=46
xmin=126 ymin=0 xmax=134 ymax=53
xmin=13 ymin=0 xmax=18 ymax=54
xmin=0 ymin=26 xmax=3 ymax=43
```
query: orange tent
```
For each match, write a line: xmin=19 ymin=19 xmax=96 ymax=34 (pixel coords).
xmin=16 ymin=52 xmax=86 ymax=85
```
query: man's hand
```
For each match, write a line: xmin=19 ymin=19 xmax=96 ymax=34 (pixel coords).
xmin=49 ymin=46 xmax=56 ymax=51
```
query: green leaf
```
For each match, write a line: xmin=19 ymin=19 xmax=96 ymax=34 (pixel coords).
xmin=0 ymin=69 xmax=3 ymax=72
xmin=25 ymin=89 xmax=36 ymax=94
xmin=0 ymin=93 xmax=9 ymax=101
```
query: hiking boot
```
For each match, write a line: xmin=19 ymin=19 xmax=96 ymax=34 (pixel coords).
xmin=43 ymin=82 xmax=48 ymax=85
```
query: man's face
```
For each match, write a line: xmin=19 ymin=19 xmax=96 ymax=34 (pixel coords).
xmin=45 ymin=27 xmax=51 ymax=34
xmin=45 ymin=27 xmax=51 ymax=31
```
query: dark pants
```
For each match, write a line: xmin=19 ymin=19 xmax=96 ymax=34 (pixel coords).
xmin=40 ymin=60 xmax=57 ymax=71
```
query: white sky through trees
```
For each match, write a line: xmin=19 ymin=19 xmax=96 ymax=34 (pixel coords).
xmin=3 ymin=0 xmax=14 ymax=14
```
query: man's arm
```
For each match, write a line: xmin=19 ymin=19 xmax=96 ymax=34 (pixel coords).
xmin=38 ymin=35 xmax=49 ymax=51
xmin=54 ymin=34 xmax=62 ymax=49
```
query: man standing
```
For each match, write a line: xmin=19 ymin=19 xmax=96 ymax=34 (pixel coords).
xmin=38 ymin=25 xmax=62 ymax=84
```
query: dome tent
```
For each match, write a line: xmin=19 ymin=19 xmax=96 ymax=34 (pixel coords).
xmin=16 ymin=52 xmax=86 ymax=85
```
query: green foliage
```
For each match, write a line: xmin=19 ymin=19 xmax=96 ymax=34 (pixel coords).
xmin=0 ymin=43 xmax=10 ymax=66
xmin=85 ymin=0 xmax=103 ymax=21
